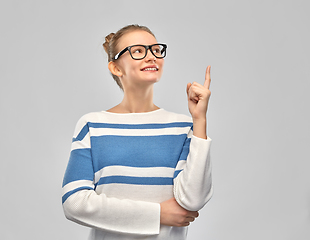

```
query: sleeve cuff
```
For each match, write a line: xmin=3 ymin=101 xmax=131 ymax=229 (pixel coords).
xmin=192 ymin=135 xmax=212 ymax=142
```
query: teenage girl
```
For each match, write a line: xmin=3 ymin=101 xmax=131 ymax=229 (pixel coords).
xmin=62 ymin=24 xmax=212 ymax=240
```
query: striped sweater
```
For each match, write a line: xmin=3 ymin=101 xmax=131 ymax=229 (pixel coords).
xmin=62 ymin=109 xmax=212 ymax=240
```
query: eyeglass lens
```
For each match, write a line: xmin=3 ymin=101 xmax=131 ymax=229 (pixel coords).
xmin=130 ymin=44 xmax=166 ymax=60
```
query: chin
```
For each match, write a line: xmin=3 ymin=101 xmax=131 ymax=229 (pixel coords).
xmin=144 ymin=74 xmax=162 ymax=83
xmin=145 ymin=77 xmax=160 ymax=84
xmin=137 ymin=75 xmax=160 ymax=83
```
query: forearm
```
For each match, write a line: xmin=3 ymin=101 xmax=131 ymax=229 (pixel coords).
xmin=173 ymin=136 xmax=212 ymax=211
xmin=63 ymin=190 xmax=160 ymax=235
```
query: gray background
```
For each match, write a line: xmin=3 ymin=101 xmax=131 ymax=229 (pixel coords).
xmin=1 ymin=0 xmax=309 ymax=239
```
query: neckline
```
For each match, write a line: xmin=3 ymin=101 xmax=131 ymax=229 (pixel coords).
xmin=101 ymin=108 xmax=164 ymax=115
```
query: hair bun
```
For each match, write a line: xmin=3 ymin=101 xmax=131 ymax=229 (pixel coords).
xmin=103 ymin=33 xmax=115 ymax=54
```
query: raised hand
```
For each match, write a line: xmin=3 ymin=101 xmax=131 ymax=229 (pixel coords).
xmin=186 ymin=66 xmax=211 ymax=139
xmin=186 ymin=65 xmax=211 ymax=120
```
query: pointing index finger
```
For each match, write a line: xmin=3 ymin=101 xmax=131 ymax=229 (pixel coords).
xmin=204 ymin=65 xmax=211 ymax=89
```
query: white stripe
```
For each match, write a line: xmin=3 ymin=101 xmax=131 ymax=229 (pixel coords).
xmin=94 ymin=166 xmax=175 ymax=184
xmin=71 ymin=132 xmax=91 ymax=151
xmin=188 ymin=129 xmax=193 ymax=138
xmin=84 ymin=110 xmax=192 ymax=125
xmin=90 ymin=127 xmax=190 ymax=137
xmin=175 ymin=160 xmax=186 ymax=171
xmin=95 ymin=184 xmax=174 ymax=202
xmin=62 ymin=180 xmax=94 ymax=196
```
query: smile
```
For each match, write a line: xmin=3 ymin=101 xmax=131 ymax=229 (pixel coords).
xmin=143 ymin=68 xmax=158 ymax=71
xmin=141 ymin=66 xmax=159 ymax=71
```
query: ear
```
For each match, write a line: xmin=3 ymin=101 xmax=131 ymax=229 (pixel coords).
xmin=108 ymin=61 xmax=123 ymax=77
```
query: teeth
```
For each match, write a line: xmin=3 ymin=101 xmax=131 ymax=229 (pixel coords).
xmin=143 ymin=68 xmax=157 ymax=71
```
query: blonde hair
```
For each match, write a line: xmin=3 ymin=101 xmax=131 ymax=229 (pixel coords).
xmin=103 ymin=24 xmax=156 ymax=89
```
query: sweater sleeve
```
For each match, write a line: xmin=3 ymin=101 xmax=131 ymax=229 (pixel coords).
xmin=173 ymin=130 xmax=213 ymax=211
xmin=62 ymin=116 xmax=160 ymax=235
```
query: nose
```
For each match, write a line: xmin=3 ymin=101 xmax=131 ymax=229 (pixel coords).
xmin=145 ymin=48 xmax=156 ymax=61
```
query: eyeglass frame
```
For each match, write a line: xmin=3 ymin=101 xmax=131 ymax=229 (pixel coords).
xmin=112 ymin=43 xmax=167 ymax=61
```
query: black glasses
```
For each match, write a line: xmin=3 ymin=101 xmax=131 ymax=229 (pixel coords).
xmin=113 ymin=43 xmax=167 ymax=60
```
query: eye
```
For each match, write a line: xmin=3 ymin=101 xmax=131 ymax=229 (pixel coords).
xmin=131 ymin=46 xmax=145 ymax=55
xmin=133 ymin=49 xmax=142 ymax=53
xmin=153 ymin=47 xmax=161 ymax=53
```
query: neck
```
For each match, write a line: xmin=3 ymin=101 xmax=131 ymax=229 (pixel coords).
xmin=113 ymin=85 xmax=159 ymax=113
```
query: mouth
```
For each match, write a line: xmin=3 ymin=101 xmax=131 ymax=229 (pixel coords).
xmin=141 ymin=66 xmax=159 ymax=71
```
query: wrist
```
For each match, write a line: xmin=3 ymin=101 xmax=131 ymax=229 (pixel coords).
xmin=192 ymin=116 xmax=206 ymax=123
xmin=192 ymin=118 xmax=207 ymax=139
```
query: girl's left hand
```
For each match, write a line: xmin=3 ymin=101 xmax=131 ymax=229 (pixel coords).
xmin=186 ymin=65 xmax=211 ymax=120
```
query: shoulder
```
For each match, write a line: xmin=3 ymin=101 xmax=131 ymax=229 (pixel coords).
xmin=72 ymin=111 xmax=112 ymax=136
xmin=73 ymin=111 xmax=108 ymax=133
xmin=160 ymin=109 xmax=192 ymax=123
xmin=76 ymin=111 xmax=105 ymax=124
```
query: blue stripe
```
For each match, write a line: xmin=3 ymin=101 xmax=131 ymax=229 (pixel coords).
xmin=97 ymin=176 xmax=173 ymax=186
xmin=72 ymin=124 xmax=89 ymax=142
xmin=62 ymin=186 xmax=94 ymax=204
xmin=88 ymin=122 xmax=192 ymax=129
xmin=179 ymin=138 xmax=191 ymax=160
xmin=62 ymin=148 xmax=94 ymax=186
xmin=174 ymin=170 xmax=183 ymax=179
xmin=91 ymin=135 xmax=187 ymax=171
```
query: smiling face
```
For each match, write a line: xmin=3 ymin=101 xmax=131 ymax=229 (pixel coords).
xmin=110 ymin=30 xmax=165 ymax=89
